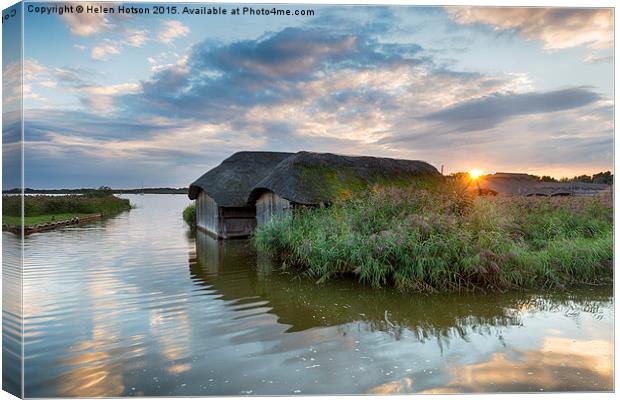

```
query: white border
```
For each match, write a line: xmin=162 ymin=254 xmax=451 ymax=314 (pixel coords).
xmin=0 ymin=1 xmax=616 ymax=400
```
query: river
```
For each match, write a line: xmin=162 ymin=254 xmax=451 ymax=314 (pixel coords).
xmin=2 ymin=194 xmax=613 ymax=396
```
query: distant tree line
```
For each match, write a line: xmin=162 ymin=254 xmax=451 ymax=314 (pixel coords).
xmin=3 ymin=187 xmax=189 ymax=194
xmin=535 ymin=171 xmax=613 ymax=185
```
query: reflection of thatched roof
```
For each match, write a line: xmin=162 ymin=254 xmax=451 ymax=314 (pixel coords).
xmin=248 ymin=151 xmax=440 ymax=205
xmin=188 ymin=152 xmax=293 ymax=205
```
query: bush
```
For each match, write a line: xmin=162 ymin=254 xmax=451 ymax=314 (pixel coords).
xmin=83 ymin=186 xmax=114 ymax=198
xmin=254 ymin=182 xmax=612 ymax=292
xmin=183 ymin=203 xmax=196 ymax=228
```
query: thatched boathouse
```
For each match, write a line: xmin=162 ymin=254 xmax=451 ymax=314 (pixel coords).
xmin=188 ymin=152 xmax=293 ymax=238
xmin=189 ymin=151 xmax=440 ymax=238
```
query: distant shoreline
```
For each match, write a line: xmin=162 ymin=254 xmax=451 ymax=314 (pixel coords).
xmin=2 ymin=188 xmax=189 ymax=195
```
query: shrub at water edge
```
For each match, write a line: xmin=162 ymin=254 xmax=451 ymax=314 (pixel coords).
xmin=183 ymin=203 xmax=196 ymax=228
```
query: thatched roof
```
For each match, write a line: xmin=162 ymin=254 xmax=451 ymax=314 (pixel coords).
xmin=188 ymin=152 xmax=293 ymax=205
xmin=248 ymin=151 xmax=440 ymax=205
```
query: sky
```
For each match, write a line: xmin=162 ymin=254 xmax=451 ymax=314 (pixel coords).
xmin=2 ymin=2 xmax=614 ymax=189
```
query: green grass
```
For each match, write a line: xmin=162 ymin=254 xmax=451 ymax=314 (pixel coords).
xmin=3 ymin=190 xmax=131 ymax=227
xmin=183 ymin=203 xmax=196 ymax=227
xmin=3 ymin=213 xmax=99 ymax=227
xmin=254 ymin=180 xmax=613 ymax=292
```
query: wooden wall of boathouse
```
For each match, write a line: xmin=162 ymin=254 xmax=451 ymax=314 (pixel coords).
xmin=255 ymin=191 xmax=292 ymax=227
xmin=220 ymin=207 xmax=256 ymax=238
xmin=196 ymin=191 xmax=220 ymax=237
xmin=196 ymin=191 xmax=256 ymax=239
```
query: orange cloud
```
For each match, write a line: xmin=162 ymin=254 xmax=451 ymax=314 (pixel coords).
xmin=446 ymin=7 xmax=613 ymax=50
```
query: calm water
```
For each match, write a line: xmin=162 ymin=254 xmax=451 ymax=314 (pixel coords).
xmin=2 ymin=194 xmax=614 ymax=396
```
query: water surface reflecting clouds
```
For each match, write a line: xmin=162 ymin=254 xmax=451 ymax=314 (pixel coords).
xmin=2 ymin=195 xmax=611 ymax=396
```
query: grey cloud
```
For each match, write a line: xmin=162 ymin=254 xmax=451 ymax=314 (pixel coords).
xmin=424 ymin=87 xmax=601 ymax=131
xmin=52 ymin=66 xmax=97 ymax=87
xmin=190 ymin=26 xmax=423 ymax=79
xmin=24 ymin=109 xmax=173 ymax=141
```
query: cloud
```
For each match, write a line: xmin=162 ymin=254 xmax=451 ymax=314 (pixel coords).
xmin=380 ymin=98 xmax=612 ymax=177
xmin=58 ymin=3 xmax=147 ymax=57
xmin=584 ymin=53 xmax=613 ymax=63
xmin=4 ymin=59 xmax=53 ymax=104
xmin=130 ymin=27 xmax=424 ymax=120
xmin=423 ymin=87 xmax=601 ymax=131
xmin=3 ymin=61 xmax=23 ymax=107
xmin=123 ymin=26 xmax=608 ymax=165
xmin=158 ymin=20 xmax=189 ymax=44
xmin=79 ymin=83 xmax=141 ymax=110
xmin=87 ymin=28 xmax=150 ymax=61
xmin=60 ymin=3 xmax=112 ymax=36
xmin=89 ymin=29 xmax=149 ymax=61
xmin=21 ymin=109 xmax=246 ymax=187
xmin=21 ymin=59 xmax=138 ymax=113
xmin=91 ymin=42 xmax=121 ymax=60
xmin=39 ymin=81 xmax=57 ymax=89
xmin=191 ymin=28 xmax=361 ymax=78
xmin=124 ymin=29 xmax=148 ymax=47
xmin=445 ymin=7 xmax=613 ymax=50
xmin=52 ymin=65 xmax=94 ymax=86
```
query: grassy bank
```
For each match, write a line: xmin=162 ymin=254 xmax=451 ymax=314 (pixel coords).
xmin=254 ymin=181 xmax=612 ymax=292
xmin=3 ymin=190 xmax=132 ymax=227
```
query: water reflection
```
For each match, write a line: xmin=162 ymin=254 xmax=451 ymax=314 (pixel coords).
xmin=419 ymin=337 xmax=613 ymax=393
xmin=55 ymin=275 xmax=144 ymax=397
xmin=193 ymin=231 xmax=610 ymax=339
xmin=192 ymin=230 xmax=613 ymax=393
xmin=2 ymin=232 xmax=22 ymax=397
xmin=9 ymin=195 xmax=613 ymax=396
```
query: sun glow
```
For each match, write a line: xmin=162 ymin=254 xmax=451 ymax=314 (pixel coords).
xmin=469 ymin=169 xmax=484 ymax=180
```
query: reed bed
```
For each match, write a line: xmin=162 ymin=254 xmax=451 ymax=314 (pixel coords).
xmin=254 ymin=182 xmax=612 ymax=292
xmin=3 ymin=190 xmax=131 ymax=224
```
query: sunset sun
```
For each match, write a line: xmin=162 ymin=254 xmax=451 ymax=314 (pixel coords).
xmin=469 ymin=169 xmax=484 ymax=180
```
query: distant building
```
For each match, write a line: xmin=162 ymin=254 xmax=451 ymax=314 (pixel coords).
xmin=189 ymin=151 xmax=440 ymax=239
xmin=474 ymin=173 xmax=611 ymax=197
xmin=491 ymin=172 xmax=537 ymax=180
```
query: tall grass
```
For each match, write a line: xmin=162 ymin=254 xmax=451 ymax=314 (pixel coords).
xmin=254 ymin=181 xmax=612 ymax=292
